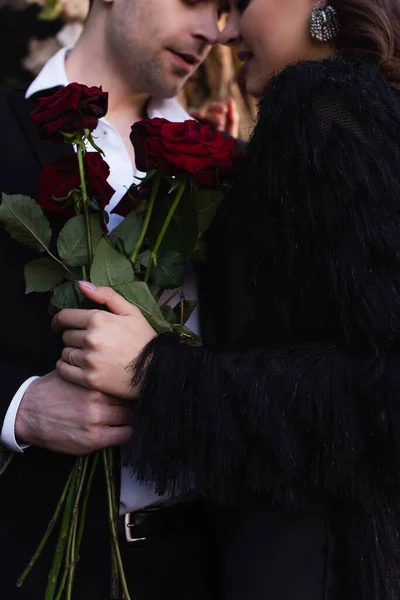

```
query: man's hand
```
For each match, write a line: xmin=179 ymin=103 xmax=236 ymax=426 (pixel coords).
xmin=52 ymin=283 xmax=156 ymax=401
xmin=15 ymin=371 xmax=134 ymax=455
xmin=190 ymin=98 xmax=240 ymax=138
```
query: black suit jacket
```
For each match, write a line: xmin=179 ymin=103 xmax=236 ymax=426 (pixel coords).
xmin=0 ymin=85 xmax=111 ymax=599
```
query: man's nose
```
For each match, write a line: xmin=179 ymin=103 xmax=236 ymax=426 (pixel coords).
xmin=192 ymin=10 xmax=221 ymax=47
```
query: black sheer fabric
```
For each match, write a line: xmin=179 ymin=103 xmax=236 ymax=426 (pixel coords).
xmin=126 ymin=56 xmax=400 ymax=599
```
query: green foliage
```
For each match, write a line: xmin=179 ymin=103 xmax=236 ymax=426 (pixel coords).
xmin=195 ymin=188 xmax=225 ymax=235
xmin=49 ymin=281 xmax=80 ymax=315
xmin=115 ymin=282 xmax=173 ymax=333
xmin=109 ymin=211 xmax=143 ymax=256
xmin=0 ymin=193 xmax=51 ymax=253
xmin=161 ymin=305 xmax=176 ymax=324
xmin=90 ymin=238 xmax=135 ymax=286
xmin=57 ymin=215 xmax=102 ymax=267
xmin=24 ymin=258 xmax=66 ymax=294
xmin=172 ymin=298 xmax=198 ymax=325
xmin=174 ymin=325 xmax=202 ymax=346
xmin=151 ymin=250 xmax=185 ymax=289
xmin=147 ymin=188 xmax=198 ymax=261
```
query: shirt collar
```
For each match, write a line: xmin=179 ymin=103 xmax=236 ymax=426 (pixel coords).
xmin=26 ymin=47 xmax=190 ymax=121
xmin=26 ymin=47 xmax=70 ymax=98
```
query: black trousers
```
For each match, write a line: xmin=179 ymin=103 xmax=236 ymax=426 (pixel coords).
xmin=62 ymin=502 xmax=215 ymax=600
xmin=5 ymin=503 xmax=330 ymax=600
xmin=119 ymin=524 xmax=214 ymax=600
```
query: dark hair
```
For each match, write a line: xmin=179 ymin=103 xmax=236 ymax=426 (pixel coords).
xmin=333 ymin=0 xmax=400 ymax=87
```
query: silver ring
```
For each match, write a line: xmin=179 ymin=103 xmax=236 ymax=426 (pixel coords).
xmin=69 ymin=348 xmax=78 ymax=367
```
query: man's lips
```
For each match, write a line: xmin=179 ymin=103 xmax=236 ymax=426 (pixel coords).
xmin=168 ymin=50 xmax=201 ymax=70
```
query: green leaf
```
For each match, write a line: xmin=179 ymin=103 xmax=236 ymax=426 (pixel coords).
xmin=151 ymin=250 xmax=185 ymax=289
xmin=0 ymin=193 xmax=51 ymax=253
xmin=147 ymin=188 xmax=198 ymax=260
xmin=109 ymin=211 xmax=143 ymax=256
xmin=172 ymin=298 xmax=198 ymax=326
xmin=114 ymin=281 xmax=172 ymax=333
xmin=90 ymin=238 xmax=135 ymax=286
xmin=49 ymin=281 xmax=79 ymax=315
xmin=161 ymin=305 xmax=176 ymax=324
xmin=24 ymin=258 xmax=66 ymax=294
xmin=136 ymin=250 xmax=150 ymax=268
xmin=174 ymin=325 xmax=202 ymax=346
xmin=57 ymin=215 xmax=102 ymax=267
xmin=191 ymin=237 xmax=208 ymax=263
xmin=134 ymin=250 xmax=150 ymax=275
xmin=195 ymin=188 xmax=225 ymax=235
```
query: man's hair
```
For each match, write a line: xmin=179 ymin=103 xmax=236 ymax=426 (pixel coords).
xmin=333 ymin=0 xmax=400 ymax=88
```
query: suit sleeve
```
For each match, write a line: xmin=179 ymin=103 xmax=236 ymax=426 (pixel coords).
xmin=0 ymin=87 xmax=61 ymax=430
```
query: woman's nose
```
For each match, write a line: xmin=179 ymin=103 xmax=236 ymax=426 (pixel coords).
xmin=218 ymin=13 xmax=241 ymax=46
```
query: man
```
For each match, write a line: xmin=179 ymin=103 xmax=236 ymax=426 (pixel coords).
xmin=0 ymin=1 xmax=229 ymax=598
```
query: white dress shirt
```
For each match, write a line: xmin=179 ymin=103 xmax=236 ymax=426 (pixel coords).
xmin=0 ymin=47 xmax=199 ymax=513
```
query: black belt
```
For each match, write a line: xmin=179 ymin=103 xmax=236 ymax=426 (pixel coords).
xmin=120 ymin=500 xmax=203 ymax=543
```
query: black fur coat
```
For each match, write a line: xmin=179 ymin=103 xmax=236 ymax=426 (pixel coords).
xmin=128 ymin=56 xmax=400 ymax=599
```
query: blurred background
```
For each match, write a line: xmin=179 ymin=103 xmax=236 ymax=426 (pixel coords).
xmin=0 ymin=0 xmax=256 ymax=139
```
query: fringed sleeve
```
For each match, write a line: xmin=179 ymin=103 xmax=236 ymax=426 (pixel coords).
xmin=126 ymin=57 xmax=400 ymax=513
xmin=129 ymin=334 xmax=400 ymax=506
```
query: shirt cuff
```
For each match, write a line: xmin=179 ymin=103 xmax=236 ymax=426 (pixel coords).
xmin=0 ymin=376 xmax=39 ymax=452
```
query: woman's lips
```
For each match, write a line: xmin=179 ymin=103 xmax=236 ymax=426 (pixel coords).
xmin=238 ymin=51 xmax=254 ymax=77
xmin=238 ymin=50 xmax=254 ymax=64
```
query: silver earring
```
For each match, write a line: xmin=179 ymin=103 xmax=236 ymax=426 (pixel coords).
xmin=310 ymin=1 xmax=340 ymax=42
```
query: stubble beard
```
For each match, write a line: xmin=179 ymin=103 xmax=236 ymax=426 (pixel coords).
xmin=135 ymin=52 xmax=190 ymax=99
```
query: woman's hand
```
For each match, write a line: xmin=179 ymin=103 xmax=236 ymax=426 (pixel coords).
xmin=52 ymin=282 xmax=156 ymax=400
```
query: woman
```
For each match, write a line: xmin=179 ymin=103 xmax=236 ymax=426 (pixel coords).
xmin=53 ymin=1 xmax=400 ymax=598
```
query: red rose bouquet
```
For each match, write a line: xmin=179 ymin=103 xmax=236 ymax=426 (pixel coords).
xmin=0 ymin=84 xmax=243 ymax=600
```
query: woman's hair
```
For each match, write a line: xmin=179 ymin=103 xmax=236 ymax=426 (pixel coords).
xmin=333 ymin=0 xmax=400 ymax=87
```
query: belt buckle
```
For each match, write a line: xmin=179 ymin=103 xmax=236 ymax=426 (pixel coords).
xmin=124 ymin=513 xmax=146 ymax=543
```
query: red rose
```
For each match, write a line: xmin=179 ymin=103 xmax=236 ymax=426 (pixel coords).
xmin=130 ymin=118 xmax=167 ymax=172
xmin=130 ymin=119 xmax=238 ymax=179
xmin=85 ymin=152 xmax=115 ymax=209
xmin=38 ymin=153 xmax=114 ymax=216
xmin=31 ymin=83 xmax=108 ymax=141
xmin=194 ymin=150 xmax=245 ymax=187
xmin=38 ymin=155 xmax=80 ymax=216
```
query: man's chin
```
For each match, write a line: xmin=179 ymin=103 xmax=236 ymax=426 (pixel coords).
xmin=157 ymin=75 xmax=191 ymax=99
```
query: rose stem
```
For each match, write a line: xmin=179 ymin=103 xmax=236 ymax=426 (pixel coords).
xmin=108 ymin=448 xmax=120 ymax=600
xmin=102 ymin=450 xmax=131 ymax=600
xmin=65 ymin=456 xmax=90 ymax=599
xmin=77 ymin=142 xmax=93 ymax=265
xmin=180 ymin=294 xmax=185 ymax=325
xmin=65 ymin=517 xmax=79 ymax=600
xmin=16 ymin=467 xmax=75 ymax=588
xmin=76 ymin=453 xmax=99 ymax=555
xmin=144 ymin=180 xmax=186 ymax=284
xmin=110 ymin=546 xmax=120 ymax=600
xmin=154 ymin=287 xmax=165 ymax=303
xmin=44 ymin=465 xmax=78 ymax=600
xmin=159 ymin=290 xmax=179 ymax=310
xmin=54 ymin=510 xmax=75 ymax=600
xmin=130 ymin=173 xmax=161 ymax=265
